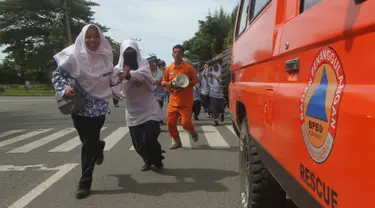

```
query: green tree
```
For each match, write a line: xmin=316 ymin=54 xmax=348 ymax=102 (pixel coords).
xmin=0 ymin=0 xmax=116 ymax=83
xmin=183 ymin=5 xmax=238 ymax=62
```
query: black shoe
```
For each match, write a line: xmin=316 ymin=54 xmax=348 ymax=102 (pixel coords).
xmin=141 ymin=163 xmax=151 ymax=171
xmin=213 ymin=121 xmax=219 ymax=126
xmin=96 ymin=153 xmax=104 ymax=165
xmin=194 ymin=116 xmax=199 ymax=121
xmin=75 ymin=188 xmax=90 ymax=199
xmin=153 ymin=162 xmax=164 ymax=172
xmin=220 ymin=114 xmax=225 ymax=122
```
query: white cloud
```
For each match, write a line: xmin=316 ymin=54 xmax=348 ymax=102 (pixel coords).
xmin=92 ymin=0 xmax=238 ymax=64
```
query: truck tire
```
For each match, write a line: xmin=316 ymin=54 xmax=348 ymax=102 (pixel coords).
xmin=239 ymin=117 xmax=286 ymax=208
xmin=220 ymin=47 xmax=232 ymax=107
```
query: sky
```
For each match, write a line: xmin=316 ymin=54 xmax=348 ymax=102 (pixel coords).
xmin=0 ymin=0 xmax=238 ymax=64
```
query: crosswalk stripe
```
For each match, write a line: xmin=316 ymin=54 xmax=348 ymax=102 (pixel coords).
xmin=177 ymin=126 xmax=192 ymax=148
xmin=225 ymin=125 xmax=237 ymax=136
xmin=201 ymin=125 xmax=230 ymax=148
xmin=129 ymin=145 xmax=134 ymax=150
xmin=7 ymin=128 xmax=75 ymax=153
xmin=0 ymin=130 xmax=25 ymax=139
xmin=48 ymin=127 xmax=107 ymax=152
xmin=0 ymin=129 xmax=53 ymax=148
xmin=103 ymin=127 xmax=128 ymax=151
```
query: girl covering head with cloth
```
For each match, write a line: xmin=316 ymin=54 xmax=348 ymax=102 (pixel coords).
xmin=52 ymin=24 xmax=115 ymax=199
xmin=112 ymin=40 xmax=165 ymax=172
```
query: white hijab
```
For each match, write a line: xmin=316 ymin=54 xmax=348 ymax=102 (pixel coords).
xmin=114 ymin=40 xmax=153 ymax=84
xmin=53 ymin=24 xmax=114 ymax=99
xmin=212 ymin=63 xmax=222 ymax=77
xmin=111 ymin=40 xmax=154 ymax=100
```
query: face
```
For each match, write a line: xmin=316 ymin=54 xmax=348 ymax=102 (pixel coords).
xmin=85 ymin=26 xmax=101 ymax=51
xmin=150 ymin=62 xmax=157 ymax=71
xmin=172 ymin=48 xmax=184 ymax=61
xmin=213 ymin=64 xmax=219 ymax=72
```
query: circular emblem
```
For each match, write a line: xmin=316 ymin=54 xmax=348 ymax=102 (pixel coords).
xmin=300 ymin=47 xmax=346 ymax=164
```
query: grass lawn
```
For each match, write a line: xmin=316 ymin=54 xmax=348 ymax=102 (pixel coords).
xmin=0 ymin=84 xmax=55 ymax=96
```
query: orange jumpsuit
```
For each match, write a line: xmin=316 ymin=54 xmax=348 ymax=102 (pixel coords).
xmin=162 ymin=61 xmax=199 ymax=138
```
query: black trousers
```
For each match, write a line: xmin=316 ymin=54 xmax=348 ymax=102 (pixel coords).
xmin=201 ymin=94 xmax=211 ymax=113
xmin=210 ymin=97 xmax=225 ymax=120
xmin=129 ymin=120 xmax=164 ymax=166
xmin=71 ymin=114 xmax=105 ymax=189
xmin=113 ymin=98 xmax=119 ymax=105
xmin=192 ymin=100 xmax=201 ymax=117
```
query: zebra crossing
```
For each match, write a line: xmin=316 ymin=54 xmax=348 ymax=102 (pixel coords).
xmin=0 ymin=125 xmax=238 ymax=154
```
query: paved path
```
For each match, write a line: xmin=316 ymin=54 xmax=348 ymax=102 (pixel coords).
xmin=0 ymin=97 xmax=297 ymax=208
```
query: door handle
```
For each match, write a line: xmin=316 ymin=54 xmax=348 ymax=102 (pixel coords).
xmin=285 ymin=58 xmax=300 ymax=73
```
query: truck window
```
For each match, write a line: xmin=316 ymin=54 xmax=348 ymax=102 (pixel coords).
xmin=236 ymin=0 xmax=250 ymax=37
xmin=300 ymin=0 xmax=322 ymax=12
xmin=249 ymin=0 xmax=271 ymax=21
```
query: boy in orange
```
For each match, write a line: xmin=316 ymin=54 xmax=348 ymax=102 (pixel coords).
xmin=162 ymin=45 xmax=199 ymax=150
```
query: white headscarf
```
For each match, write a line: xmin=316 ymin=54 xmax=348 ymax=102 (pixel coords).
xmin=114 ymin=40 xmax=153 ymax=84
xmin=212 ymin=63 xmax=222 ymax=77
xmin=111 ymin=40 xmax=154 ymax=100
xmin=53 ymin=24 xmax=114 ymax=99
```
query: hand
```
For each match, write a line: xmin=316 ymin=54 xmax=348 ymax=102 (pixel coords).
xmin=154 ymin=80 xmax=161 ymax=85
xmin=163 ymin=81 xmax=172 ymax=88
xmin=119 ymin=66 xmax=131 ymax=81
xmin=65 ymin=87 xmax=75 ymax=97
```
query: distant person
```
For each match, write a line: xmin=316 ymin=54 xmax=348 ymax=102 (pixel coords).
xmin=52 ymin=24 xmax=114 ymax=199
xmin=200 ymin=63 xmax=211 ymax=117
xmin=113 ymin=97 xmax=119 ymax=107
xmin=208 ymin=63 xmax=225 ymax=126
xmin=112 ymin=40 xmax=165 ymax=171
xmin=192 ymin=68 xmax=202 ymax=120
xmin=162 ymin=44 xmax=199 ymax=150
xmin=148 ymin=57 xmax=166 ymax=124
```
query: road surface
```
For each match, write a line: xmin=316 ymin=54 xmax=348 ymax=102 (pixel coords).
xmin=0 ymin=97 xmax=297 ymax=208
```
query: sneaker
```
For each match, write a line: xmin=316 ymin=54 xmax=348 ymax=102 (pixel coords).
xmin=213 ymin=120 xmax=219 ymax=126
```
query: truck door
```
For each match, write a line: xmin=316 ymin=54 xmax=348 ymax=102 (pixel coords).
xmin=272 ymin=0 xmax=374 ymax=207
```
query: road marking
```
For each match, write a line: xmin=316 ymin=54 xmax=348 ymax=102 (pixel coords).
xmin=177 ymin=126 xmax=192 ymax=148
xmin=0 ymin=129 xmax=53 ymax=148
xmin=0 ymin=130 xmax=25 ymax=139
xmin=8 ymin=128 xmax=75 ymax=153
xmin=201 ymin=125 xmax=230 ymax=148
xmin=48 ymin=127 xmax=106 ymax=152
xmin=129 ymin=145 xmax=135 ymax=150
xmin=225 ymin=125 xmax=237 ymax=136
xmin=103 ymin=127 xmax=128 ymax=151
xmin=7 ymin=163 xmax=78 ymax=208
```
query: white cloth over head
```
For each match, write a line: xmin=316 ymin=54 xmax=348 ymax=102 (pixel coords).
xmin=53 ymin=24 xmax=114 ymax=100
xmin=111 ymin=39 xmax=163 ymax=127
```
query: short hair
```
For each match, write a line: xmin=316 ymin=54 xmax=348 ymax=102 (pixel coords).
xmin=173 ymin=44 xmax=184 ymax=53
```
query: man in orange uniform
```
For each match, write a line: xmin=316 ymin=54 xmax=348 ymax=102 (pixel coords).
xmin=162 ymin=45 xmax=199 ymax=150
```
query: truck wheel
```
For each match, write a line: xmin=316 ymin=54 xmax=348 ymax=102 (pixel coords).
xmin=239 ymin=117 xmax=286 ymax=208
xmin=220 ymin=47 xmax=232 ymax=107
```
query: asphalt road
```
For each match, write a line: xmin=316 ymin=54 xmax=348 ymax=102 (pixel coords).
xmin=0 ymin=97 xmax=298 ymax=208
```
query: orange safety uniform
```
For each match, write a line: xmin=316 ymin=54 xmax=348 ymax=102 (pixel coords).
xmin=162 ymin=61 xmax=199 ymax=138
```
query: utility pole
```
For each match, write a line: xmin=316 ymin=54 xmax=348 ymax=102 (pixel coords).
xmin=63 ymin=0 xmax=73 ymax=44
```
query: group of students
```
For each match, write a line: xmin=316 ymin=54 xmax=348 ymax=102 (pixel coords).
xmin=51 ymin=24 xmax=203 ymax=199
xmin=192 ymin=63 xmax=226 ymax=126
